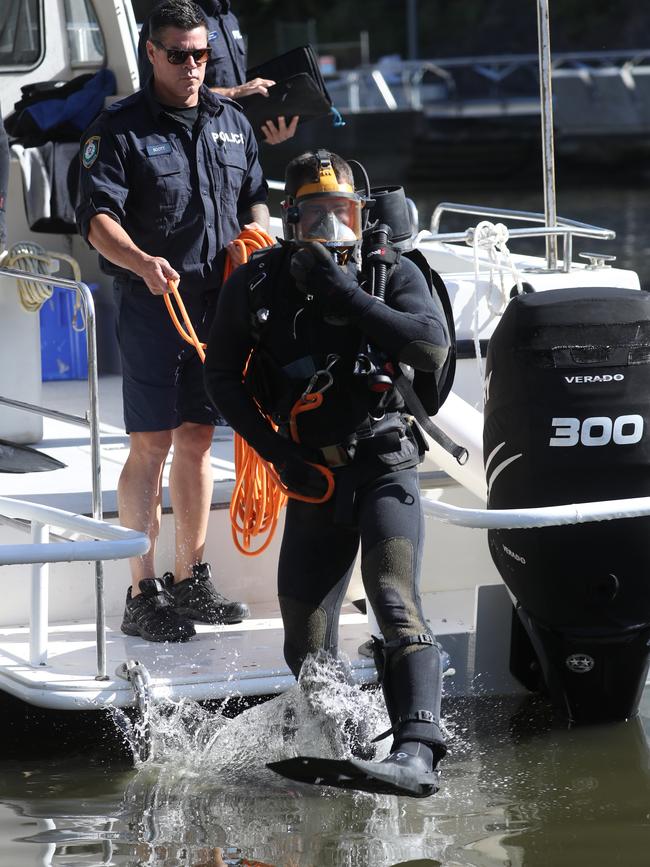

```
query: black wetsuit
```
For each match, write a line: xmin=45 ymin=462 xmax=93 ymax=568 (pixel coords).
xmin=204 ymin=245 xmax=449 ymax=755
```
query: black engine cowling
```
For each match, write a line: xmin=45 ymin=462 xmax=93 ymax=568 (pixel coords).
xmin=483 ymin=285 xmax=650 ymax=723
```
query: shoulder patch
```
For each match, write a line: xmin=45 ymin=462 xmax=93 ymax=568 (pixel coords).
xmin=82 ymin=135 xmax=101 ymax=169
xmin=217 ymin=95 xmax=245 ymax=113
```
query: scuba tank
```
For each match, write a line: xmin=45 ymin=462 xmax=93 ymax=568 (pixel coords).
xmin=484 ymin=285 xmax=650 ymax=723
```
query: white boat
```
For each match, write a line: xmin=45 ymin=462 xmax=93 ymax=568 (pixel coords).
xmin=0 ymin=1 xmax=647 ymax=736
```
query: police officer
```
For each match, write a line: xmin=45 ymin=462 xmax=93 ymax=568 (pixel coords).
xmin=76 ymin=0 xmax=269 ymax=643
xmin=138 ymin=1 xmax=299 ymax=145
xmin=204 ymin=150 xmax=450 ymax=797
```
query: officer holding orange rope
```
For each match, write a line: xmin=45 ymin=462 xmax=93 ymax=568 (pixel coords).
xmin=204 ymin=150 xmax=451 ymax=797
xmin=76 ymin=0 xmax=268 ymax=642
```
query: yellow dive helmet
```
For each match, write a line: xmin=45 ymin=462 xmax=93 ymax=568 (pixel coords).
xmin=282 ymin=150 xmax=364 ymax=250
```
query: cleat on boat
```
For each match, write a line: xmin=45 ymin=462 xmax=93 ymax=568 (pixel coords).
xmin=267 ymin=752 xmax=440 ymax=798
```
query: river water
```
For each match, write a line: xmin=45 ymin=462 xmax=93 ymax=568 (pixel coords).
xmin=3 ymin=179 xmax=650 ymax=867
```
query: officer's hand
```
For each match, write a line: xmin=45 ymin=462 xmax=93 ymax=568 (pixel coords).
xmin=231 ymin=77 xmax=275 ymax=99
xmin=226 ymin=239 xmax=246 ymax=269
xmin=275 ymin=455 xmax=330 ymax=500
xmin=139 ymin=257 xmax=179 ymax=296
xmin=261 ymin=115 xmax=299 ymax=145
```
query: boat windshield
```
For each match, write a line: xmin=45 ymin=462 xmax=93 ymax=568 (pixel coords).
xmin=65 ymin=0 xmax=104 ymax=66
xmin=0 ymin=0 xmax=41 ymax=67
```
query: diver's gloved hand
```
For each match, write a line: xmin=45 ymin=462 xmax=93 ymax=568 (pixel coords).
xmin=275 ymin=455 xmax=330 ymax=500
xmin=290 ymin=242 xmax=372 ymax=321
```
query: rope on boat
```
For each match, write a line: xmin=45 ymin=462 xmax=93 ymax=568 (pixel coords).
xmin=465 ymin=220 xmax=523 ymax=398
xmin=0 ymin=243 xmax=84 ymax=325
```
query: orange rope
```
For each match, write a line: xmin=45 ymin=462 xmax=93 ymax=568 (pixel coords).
xmin=162 ymin=227 xmax=334 ymax=557
xmin=163 ymin=282 xmax=206 ymax=362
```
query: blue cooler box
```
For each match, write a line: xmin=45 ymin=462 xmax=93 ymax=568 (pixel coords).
xmin=40 ymin=285 xmax=88 ymax=381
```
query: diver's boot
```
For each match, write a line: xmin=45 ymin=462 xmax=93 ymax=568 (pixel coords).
xmin=269 ymin=634 xmax=448 ymax=797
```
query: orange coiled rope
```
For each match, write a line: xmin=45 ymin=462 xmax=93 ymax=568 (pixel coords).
xmin=163 ymin=227 xmax=334 ymax=557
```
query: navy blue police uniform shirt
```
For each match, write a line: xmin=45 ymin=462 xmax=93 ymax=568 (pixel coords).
xmin=76 ymin=79 xmax=267 ymax=294
xmin=137 ymin=1 xmax=246 ymax=90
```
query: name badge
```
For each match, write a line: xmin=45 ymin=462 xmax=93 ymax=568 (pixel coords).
xmin=146 ymin=142 xmax=172 ymax=157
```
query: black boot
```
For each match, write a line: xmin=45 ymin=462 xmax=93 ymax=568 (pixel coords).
xmin=371 ymin=632 xmax=448 ymax=762
xmin=167 ymin=563 xmax=250 ymax=624
xmin=121 ymin=578 xmax=195 ymax=642
xmin=268 ymin=635 xmax=447 ymax=797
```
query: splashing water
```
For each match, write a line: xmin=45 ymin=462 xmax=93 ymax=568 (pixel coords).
xmin=113 ymin=651 xmax=391 ymax=781
xmin=100 ymin=653 xmax=462 ymax=864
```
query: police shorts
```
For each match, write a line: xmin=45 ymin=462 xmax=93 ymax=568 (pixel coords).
xmin=114 ymin=279 xmax=224 ymax=433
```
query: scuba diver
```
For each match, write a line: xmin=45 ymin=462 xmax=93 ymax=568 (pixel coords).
xmin=204 ymin=150 xmax=451 ymax=797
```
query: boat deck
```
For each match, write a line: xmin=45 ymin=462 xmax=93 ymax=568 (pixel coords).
xmin=0 ymin=605 xmax=375 ymax=711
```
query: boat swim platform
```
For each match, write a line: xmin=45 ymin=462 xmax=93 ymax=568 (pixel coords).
xmin=0 ymin=585 xmax=515 ymax=711
xmin=0 ymin=605 xmax=376 ymax=711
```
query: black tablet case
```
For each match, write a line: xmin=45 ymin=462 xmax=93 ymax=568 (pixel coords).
xmin=238 ymin=45 xmax=332 ymax=129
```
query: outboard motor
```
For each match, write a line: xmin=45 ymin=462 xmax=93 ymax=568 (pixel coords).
xmin=484 ymin=286 xmax=650 ymax=723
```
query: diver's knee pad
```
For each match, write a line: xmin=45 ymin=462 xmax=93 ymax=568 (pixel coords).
xmin=363 ymin=537 xmax=426 ymax=636
xmin=279 ymin=595 xmax=332 ymax=676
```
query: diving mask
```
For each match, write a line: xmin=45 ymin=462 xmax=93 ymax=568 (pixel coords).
xmin=282 ymin=150 xmax=365 ymax=250
xmin=291 ymin=193 xmax=362 ymax=246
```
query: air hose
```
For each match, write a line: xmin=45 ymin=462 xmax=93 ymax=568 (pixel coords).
xmin=163 ymin=227 xmax=334 ymax=557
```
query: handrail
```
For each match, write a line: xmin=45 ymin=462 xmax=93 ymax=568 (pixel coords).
xmin=0 ymin=496 xmax=148 ymax=668
xmin=422 ymin=495 xmax=650 ymax=529
xmin=0 ymin=496 xmax=150 ymax=565
xmin=424 ymin=202 xmax=615 ymax=273
xmin=327 ymin=48 xmax=650 ymax=115
xmin=0 ymin=265 xmax=108 ymax=676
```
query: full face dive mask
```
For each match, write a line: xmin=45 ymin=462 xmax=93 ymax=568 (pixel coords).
xmin=282 ymin=152 xmax=364 ymax=254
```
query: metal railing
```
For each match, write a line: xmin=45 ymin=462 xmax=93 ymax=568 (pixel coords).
xmin=326 ymin=48 xmax=650 ymax=114
xmin=0 ymin=496 xmax=148 ymax=667
xmin=0 ymin=267 xmax=114 ymax=678
xmin=422 ymin=202 xmax=615 ymax=273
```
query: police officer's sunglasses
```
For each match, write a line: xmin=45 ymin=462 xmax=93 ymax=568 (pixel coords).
xmin=150 ymin=40 xmax=211 ymax=65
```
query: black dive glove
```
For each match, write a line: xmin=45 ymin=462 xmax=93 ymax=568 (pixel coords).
xmin=289 ymin=242 xmax=370 ymax=321
xmin=275 ymin=455 xmax=330 ymax=500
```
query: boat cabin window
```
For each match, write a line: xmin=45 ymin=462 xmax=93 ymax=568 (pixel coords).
xmin=65 ymin=0 xmax=105 ymax=66
xmin=0 ymin=0 xmax=42 ymax=67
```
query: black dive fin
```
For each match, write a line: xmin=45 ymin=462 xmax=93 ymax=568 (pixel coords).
xmin=0 ymin=440 xmax=66 ymax=474
xmin=267 ymin=755 xmax=439 ymax=798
